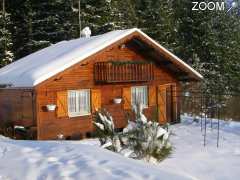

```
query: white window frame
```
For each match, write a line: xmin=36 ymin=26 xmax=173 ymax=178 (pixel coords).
xmin=67 ymin=89 xmax=91 ymax=117
xmin=131 ymin=86 xmax=148 ymax=108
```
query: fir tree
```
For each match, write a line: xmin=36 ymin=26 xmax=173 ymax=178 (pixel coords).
xmin=0 ymin=0 xmax=14 ymax=67
xmin=172 ymin=0 xmax=240 ymax=94
xmin=74 ymin=0 xmax=137 ymax=35
xmin=8 ymin=0 xmax=76 ymax=59
xmin=7 ymin=0 xmax=33 ymax=59
xmin=1 ymin=0 xmax=239 ymax=94
xmin=29 ymin=0 xmax=76 ymax=53
xmin=135 ymin=0 xmax=179 ymax=51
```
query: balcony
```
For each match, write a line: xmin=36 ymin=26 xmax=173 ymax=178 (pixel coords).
xmin=94 ymin=61 xmax=154 ymax=83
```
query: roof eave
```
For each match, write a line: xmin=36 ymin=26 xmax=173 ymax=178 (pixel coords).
xmin=134 ymin=29 xmax=203 ymax=82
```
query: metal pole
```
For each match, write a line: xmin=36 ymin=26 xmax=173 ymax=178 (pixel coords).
xmin=210 ymin=97 xmax=213 ymax=130
xmin=204 ymin=112 xmax=207 ymax=146
xmin=204 ymin=96 xmax=207 ymax=147
xmin=217 ymin=93 xmax=220 ymax=148
xmin=3 ymin=0 xmax=5 ymax=15
xmin=2 ymin=0 xmax=6 ymax=51
xmin=200 ymin=90 xmax=203 ymax=131
xmin=2 ymin=0 xmax=5 ymax=25
xmin=78 ymin=0 xmax=81 ymax=37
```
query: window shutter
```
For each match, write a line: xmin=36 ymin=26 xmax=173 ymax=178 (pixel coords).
xmin=91 ymin=89 xmax=101 ymax=112
xmin=56 ymin=91 xmax=68 ymax=117
xmin=148 ymin=85 xmax=156 ymax=106
xmin=123 ymin=87 xmax=131 ymax=110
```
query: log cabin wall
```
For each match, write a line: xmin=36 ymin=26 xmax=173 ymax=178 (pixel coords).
xmin=35 ymin=39 xmax=181 ymax=140
xmin=0 ymin=88 xmax=36 ymax=128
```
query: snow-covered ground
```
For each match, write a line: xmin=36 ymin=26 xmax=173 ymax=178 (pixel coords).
xmin=160 ymin=116 xmax=240 ymax=180
xmin=0 ymin=116 xmax=239 ymax=180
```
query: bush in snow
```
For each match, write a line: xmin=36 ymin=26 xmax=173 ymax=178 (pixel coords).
xmin=123 ymin=103 xmax=172 ymax=162
xmin=93 ymin=109 xmax=122 ymax=152
xmin=93 ymin=104 xmax=172 ymax=163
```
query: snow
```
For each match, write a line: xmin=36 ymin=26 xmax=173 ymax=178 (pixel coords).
xmin=0 ymin=28 xmax=202 ymax=87
xmin=123 ymin=120 xmax=136 ymax=133
xmin=0 ymin=139 xmax=188 ymax=180
xmin=157 ymin=126 xmax=167 ymax=138
xmin=1 ymin=116 xmax=239 ymax=179
xmin=160 ymin=116 xmax=240 ymax=180
xmin=93 ymin=122 xmax=105 ymax=131
xmin=14 ymin=126 xmax=25 ymax=130
xmin=80 ymin=27 xmax=91 ymax=38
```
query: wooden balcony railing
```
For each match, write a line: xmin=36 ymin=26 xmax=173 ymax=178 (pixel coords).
xmin=94 ymin=61 xmax=154 ymax=83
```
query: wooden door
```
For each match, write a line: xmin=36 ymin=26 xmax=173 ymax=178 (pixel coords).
xmin=157 ymin=84 xmax=177 ymax=124
xmin=158 ymin=85 xmax=168 ymax=124
xmin=166 ymin=85 xmax=173 ymax=122
xmin=171 ymin=84 xmax=178 ymax=123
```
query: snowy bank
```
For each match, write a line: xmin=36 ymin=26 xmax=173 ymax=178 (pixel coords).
xmin=0 ymin=116 xmax=240 ymax=180
xmin=159 ymin=116 xmax=240 ymax=180
xmin=0 ymin=138 xmax=190 ymax=180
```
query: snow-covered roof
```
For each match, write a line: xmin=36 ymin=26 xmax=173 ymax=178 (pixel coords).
xmin=0 ymin=28 xmax=203 ymax=87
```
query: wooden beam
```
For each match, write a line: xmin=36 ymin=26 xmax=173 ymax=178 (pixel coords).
xmin=128 ymin=38 xmax=196 ymax=81
xmin=131 ymin=38 xmax=155 ymax=51
xmin=173 ymin=72 xmax=188 ymax=77
xmin=158 ymin=61 xmax=172 ymax=65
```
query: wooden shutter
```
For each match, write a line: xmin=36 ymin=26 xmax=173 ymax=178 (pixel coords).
xmin=91 ymin=89 xmax=101 ymax=112
xmin=56 ymin=91 xmax=68 ymax=117
xmin=123 ymin=87 xmax=131 ymax=110
xmin=148 ymin=85 xmax=156 ymax=106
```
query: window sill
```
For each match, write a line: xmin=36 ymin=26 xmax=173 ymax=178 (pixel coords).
xmin=68 ymin=113 xmax=91 ymax=118
xmin=132 ymin=105 xmax=148 ymax=109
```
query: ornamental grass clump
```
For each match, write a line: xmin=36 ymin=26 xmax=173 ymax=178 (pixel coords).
xmin=93 ymin=105 xmax=172 ymax=163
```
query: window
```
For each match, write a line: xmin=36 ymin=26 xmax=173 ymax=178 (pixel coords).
xmin=68 ymin=89 xmax=90 ymax=117
xmin=131 ymin=86 xmax=148 ymax=108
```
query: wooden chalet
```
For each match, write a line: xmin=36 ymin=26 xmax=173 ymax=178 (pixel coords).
xmin=0 ymin=28 xmax=203 ymax=140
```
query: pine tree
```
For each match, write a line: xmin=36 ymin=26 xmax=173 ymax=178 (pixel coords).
xmin=74 ymin=0 xmax=137 ymax=35
xmin=0 ymin=0 xmax=13 ymax=67
xmin=7 ymin=0 xmax=76 ymax=59
xmin=7 ymin=0 xmax=33 ymax=59
xmin=171 ymin=0 xmax=240 ymax=94
xmin=109 ymin=0 xmax=138 ymax=30
xmin=73 ymin=0 xmax=113 ymax=35
xmin=1 ymin=0 xmax=239 ymax=94
xmin=193 ymin=7 xmax=240 ymax=94
xmin=135 ymin=0 xmax=179 ymax=51
xmin=29 ymin=0 xmax=76 ymax=53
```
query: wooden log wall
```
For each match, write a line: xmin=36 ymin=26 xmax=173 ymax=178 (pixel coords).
xmin=35 ymin=38 xmax=181 ymax=140
xmin=0 ymin=88 xmax=35 ymax=128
